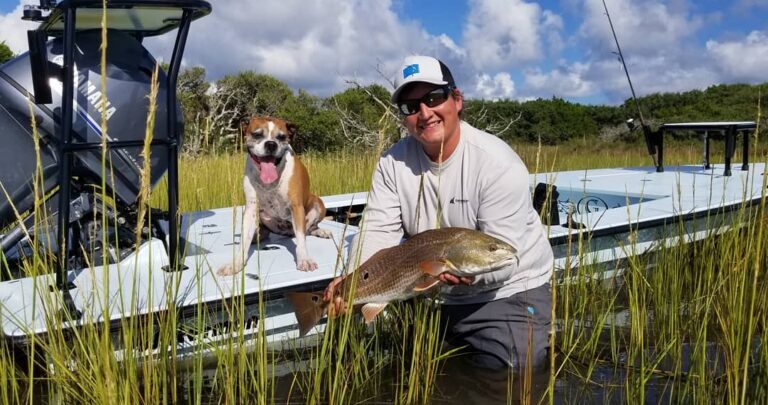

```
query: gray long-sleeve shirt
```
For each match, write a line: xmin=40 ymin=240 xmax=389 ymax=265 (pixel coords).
xmin=348 ymin=121 xmax=554 ymax=305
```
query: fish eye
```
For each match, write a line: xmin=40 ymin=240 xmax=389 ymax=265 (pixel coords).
xmin=488 ymin=243 xmax=499 ymax=251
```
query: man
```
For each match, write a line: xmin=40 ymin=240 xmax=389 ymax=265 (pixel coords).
xmin=327 ymin=55 xmax=554 ymax=371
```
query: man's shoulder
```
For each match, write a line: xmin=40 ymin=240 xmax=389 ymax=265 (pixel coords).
xmin=461 ymin=122 xmax=524 ymax=169
xmin=382 ymin=136 xmax=419 ymax=160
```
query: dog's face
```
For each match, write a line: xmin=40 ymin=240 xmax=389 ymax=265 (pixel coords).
xmin=241 ymin=116 xmax=298 ymax=185
xmin=241 ymin=116 xmax=296 ymax=159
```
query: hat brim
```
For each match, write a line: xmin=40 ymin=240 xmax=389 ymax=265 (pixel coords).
xmin=391 ymin=78 xmax=449 ymax=104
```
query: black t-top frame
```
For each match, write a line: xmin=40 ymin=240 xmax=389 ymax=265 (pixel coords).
xmin=25 ymin=0 xmax=211 ymax=319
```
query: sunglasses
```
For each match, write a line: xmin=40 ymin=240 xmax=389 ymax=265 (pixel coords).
xmin=397 ymin=86 xmax=452 ymax=116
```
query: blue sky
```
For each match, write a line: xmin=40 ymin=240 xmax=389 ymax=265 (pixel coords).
xmin=0 ymin=0 xmax=15 ymax=13
xmin=2 ymin=0 xmax=767 ymax=105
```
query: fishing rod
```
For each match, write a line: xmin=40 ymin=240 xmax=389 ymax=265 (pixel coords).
xmin=602 ymin=0 xmax=659 ymax=168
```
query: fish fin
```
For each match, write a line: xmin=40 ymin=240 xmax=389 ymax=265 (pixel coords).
xmin=413 ymin=278 xmax=442 ymax=292
xmin=419 ymin=260 xmax=449 ymax=277
xmin=285 ymin=292 xmax=326 ymax=337
xmin=361 ymin=303 xmax=388 ymax=323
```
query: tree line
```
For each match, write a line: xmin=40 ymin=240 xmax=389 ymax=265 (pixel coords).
xmin=460 ymin=84 xmax=768 ymax=146
xmin=3 ymin=44 xmax=765 ymax=154
xmin=177 ymin=66 xmax=767 ymax=156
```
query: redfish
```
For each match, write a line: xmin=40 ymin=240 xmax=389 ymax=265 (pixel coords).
xmin=286 ymin=227 xmax=517 ymax=336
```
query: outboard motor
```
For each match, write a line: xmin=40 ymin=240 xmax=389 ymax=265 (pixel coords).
xmin=0 ymin=0 xmax=211 ymax=288
xmin=0 ymin=29 xmax=174 ymax=228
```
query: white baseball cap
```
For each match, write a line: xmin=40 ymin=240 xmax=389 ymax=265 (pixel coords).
xmin=391 ymin=55 xmax=456 ymax=103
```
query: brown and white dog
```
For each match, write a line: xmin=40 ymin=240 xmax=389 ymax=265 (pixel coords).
xmin=217 ymin=116 xmax=331 ymax=276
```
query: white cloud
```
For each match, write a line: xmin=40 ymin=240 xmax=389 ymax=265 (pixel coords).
xmin=541 ymin=10 xmax=564 ymax=56
xmin=1 ymin=0 xmax=471 ymax=97
xmin=473 ymin=72 xmax=516 ymax=100
xmin=3 ymin=0 xmax=764 ymax=104
xmin=0 ymin=2 xmax=39 ymax=54
xmin=144 ymin=0 xmax=451 ymax=97
xmin=524 ymin=0 xmax=720 ymax=103
xmin=734 ymin=0 xmax=768 ymax=12
xmin=588 ymin=56 xmax=719 ymax=102
xmin=0 ymin=0 xmax=571 ymax=102
xmin=436 ymin=34 xmax=466 ymax=59
xmin=706 ymin=31 xmax=768 ymax=82
xmin=462 ymin=0 xmax=555 ymax=70
xmin=579 ymin=0 xmax=702 ymax=58
xmin=524 ymin=62 xmax=593 ymax=98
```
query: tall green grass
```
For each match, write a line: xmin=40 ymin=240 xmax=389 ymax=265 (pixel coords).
xmin=549 ymin=168 xmax=768 ymax=404
xmin=2 ymin=14 xmax=767 ymax=401
xmin=150 ymin=149 xmax=379 ymax=212
xmin=150 ymin=140 xmax=730 ymax=212
xmin=4 ymin=140 xmax=768 ymax=403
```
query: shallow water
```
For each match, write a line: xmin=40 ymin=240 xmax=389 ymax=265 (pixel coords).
xmin=178 ymin=351 xmax=672 ymax=403
xmin=170 ymin=314 xmax=767 ymax=404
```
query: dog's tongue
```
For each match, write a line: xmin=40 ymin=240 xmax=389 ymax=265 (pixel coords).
xmin=258 ymin=157 xmax=278 ymax=184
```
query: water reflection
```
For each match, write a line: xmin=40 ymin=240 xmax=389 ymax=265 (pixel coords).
xmin=175 ymin=338 xmax=765 ymax=403
xmin=175 ymin=311 xmax=764 ymax=403
xmin=430 ymin=355 xmax=549 ymax=404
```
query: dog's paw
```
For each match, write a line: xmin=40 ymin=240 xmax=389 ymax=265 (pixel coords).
xmin=297 ymin=259 xmax=318 ymax=272
xmin=311 ymin=228 xmax=332 ymax=239
xmin=217 ymin=263 xmax=241 ymax=276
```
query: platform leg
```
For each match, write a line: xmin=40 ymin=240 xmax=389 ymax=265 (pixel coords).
xmin=724 ymin=125 xmax=735 ymax=176
xmin=742 ymin=129 xmax=750 ymax=171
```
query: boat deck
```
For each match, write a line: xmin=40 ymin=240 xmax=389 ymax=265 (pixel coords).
xmin=538 ymin=163 xmax=766 ymax=241
xmin=0 ymin=162 xmax=765 ymax=344
xmin=0 ymin=206 xmax=358 ymax=342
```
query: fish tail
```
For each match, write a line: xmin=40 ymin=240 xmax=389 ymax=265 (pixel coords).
xmin=285 ymin=292 xmax=326 ymax=337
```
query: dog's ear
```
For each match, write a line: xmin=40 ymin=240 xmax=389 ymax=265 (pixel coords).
xmin=240 ymin=117 xmax=251 ymax=137
xmin=286 ymin=122 xmax=298 ymax=141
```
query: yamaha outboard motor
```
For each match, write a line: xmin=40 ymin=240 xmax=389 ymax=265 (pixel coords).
xmin=0 ymin=29 xmax=173 ymax=230
xmin=0 ymin=0 xmax=211 ymax=305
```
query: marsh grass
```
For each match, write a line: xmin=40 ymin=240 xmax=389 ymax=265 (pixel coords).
xmin=2 ymin=119 xmax=767 ymax=405
xmin=5 ymin=134 xmax=768 ymax=403
xmin=2 ymin=17 xmax=768 ymax=401
xmin=549 ymin=167 xmax=768 ymax=403
xmin=150 ymin=149 xmax=379 ymax=212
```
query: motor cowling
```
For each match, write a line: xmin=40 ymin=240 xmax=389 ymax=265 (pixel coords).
xmin=0 ymin=29 xmax=182 ymax=230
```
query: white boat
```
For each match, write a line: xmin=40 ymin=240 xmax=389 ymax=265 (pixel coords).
xmin=540 ymin=162 xmax=763 ymax=278
xmin=0 ymin=0 xmax=762 ymax=365
xmin=2 ymin=149 xmax=763 ymax=362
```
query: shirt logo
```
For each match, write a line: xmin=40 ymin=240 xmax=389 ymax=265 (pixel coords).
xmin=449 ymin=197 xmax=469 ymax=204
xmin=403 ymin=64 xmax=420 ymax=79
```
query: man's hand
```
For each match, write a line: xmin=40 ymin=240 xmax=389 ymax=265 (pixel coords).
xmin=323 ymin=276 xmax=347 ymax=316
xmin=437 ymin=273 xmax=475 ymax=285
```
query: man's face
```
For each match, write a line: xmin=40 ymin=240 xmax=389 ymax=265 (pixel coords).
xmin=398 ymin=82 xmax=463 ymax=158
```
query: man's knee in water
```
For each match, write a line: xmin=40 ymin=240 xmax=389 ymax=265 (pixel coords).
xmin=468 ymin=352 xmax=513 ymax=370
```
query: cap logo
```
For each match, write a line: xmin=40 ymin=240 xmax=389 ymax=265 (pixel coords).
xmin=402 ymin=64 xmax=420 ymax=79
